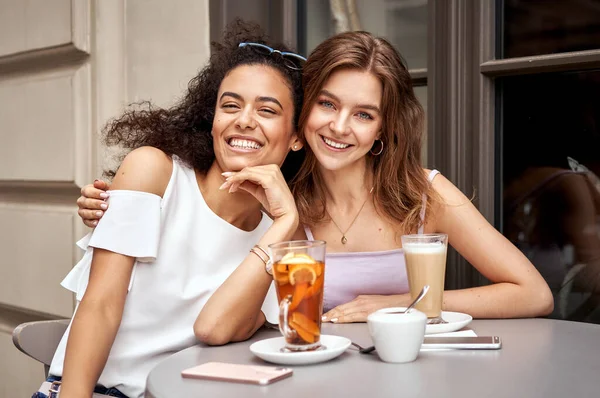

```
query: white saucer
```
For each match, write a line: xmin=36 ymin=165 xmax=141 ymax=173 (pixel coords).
xmin=426 ymin=311 xmax=473 ymax=334
xmin=249 ymin=335 xmax=351 ymax=365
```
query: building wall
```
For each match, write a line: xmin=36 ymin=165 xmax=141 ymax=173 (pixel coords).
xmin=0 ymin=0 xmax=210 ymax=395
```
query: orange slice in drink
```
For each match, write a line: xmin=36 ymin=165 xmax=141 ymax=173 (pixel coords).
xmin=289 ymin=282 xmax=308 ymax=311
xmin=279 ymin=253 xmax=316 ymax=264
xmin=305 ymin=273 xmax=324 ymax=298
xmin=290 ymin=321 xmax=316 ymax=344
xmin=275 ymin=263 xmax=289 ymax=274
xmin=277 ymin=253 xmax=317 ymax=281
xmin=315 ymin=263 xmax=322 ymax=277
xmin=289 ymin=312 xmax=320 ymax=344
xmin=289 ymin=264 xmax=317 ymax=286
xmin=275 ymin=272 xmax=289 ymax=285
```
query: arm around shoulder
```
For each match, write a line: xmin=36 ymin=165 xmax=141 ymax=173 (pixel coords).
xmin=109 ymin=146 xmax=173 ymax=195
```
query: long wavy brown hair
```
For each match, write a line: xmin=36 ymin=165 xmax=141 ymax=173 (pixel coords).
xmin=292 ymin=31 xmax=438 ymax=235
xmin=101 ymin=18 xmax=304 ymax=181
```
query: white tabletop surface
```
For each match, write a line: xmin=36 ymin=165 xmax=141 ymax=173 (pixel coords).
xmin=145 ymin=318 xmax=600 ymax=398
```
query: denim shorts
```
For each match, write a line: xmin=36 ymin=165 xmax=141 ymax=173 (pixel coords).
xmin=32 ymin=375 xmax=128 ymax=398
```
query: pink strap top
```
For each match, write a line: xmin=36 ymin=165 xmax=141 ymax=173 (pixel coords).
xmin=305 ymin=170 xmax=439 ymax=312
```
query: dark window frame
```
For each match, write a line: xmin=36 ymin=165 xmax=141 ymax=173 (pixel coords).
xmin=428 ymin=0 xmax=496 ymax=288
xmin=430 ymin=0 xmax=600 ymax=288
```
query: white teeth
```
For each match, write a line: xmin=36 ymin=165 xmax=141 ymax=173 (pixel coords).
xmin=323 ymin=136 xmax=350 ymax=149
xmin=229 ymin=138 xmax=262 ymax=150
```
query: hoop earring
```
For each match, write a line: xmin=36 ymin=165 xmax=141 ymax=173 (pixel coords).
xmin=370 ymin=139 xmax=384 ymax=156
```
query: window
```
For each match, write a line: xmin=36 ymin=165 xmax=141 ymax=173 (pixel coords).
xmin=500 ymin=70 xmax=600 ymax=323
xmin=501 ymin=0 xmax=600 ymax=58
xmin=299 ymin=0 xmax=427 ymax=69
xmin=495 ymin=0 xmax=600 ymax=323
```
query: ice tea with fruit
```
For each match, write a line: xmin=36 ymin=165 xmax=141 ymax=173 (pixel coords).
xmin=269 ymin=240 xmax=326 ymax=351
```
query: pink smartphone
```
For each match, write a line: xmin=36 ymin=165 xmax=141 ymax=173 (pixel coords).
xmin=181 ymin=362 xmax=293 ymax=385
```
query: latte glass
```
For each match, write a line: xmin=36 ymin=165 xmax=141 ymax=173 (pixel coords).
xmin=402 ymin=234 xmax=448 ymax=324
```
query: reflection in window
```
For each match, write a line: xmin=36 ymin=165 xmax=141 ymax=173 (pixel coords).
xmin=501 ymin=70 xmax=600 ymax=324
xmin=501 ymin=0 xmax=600 ymax=58
xmin=301 ymin=0 xmax=427 ymax=69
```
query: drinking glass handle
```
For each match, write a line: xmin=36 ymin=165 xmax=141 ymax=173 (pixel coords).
xmin=279 ymin=295 xmax=296 ymax=340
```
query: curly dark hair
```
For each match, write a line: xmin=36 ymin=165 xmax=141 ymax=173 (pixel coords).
xmin=102 ymin=18 xmax=304 ymax=180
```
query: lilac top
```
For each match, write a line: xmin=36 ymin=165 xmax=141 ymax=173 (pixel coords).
xmin=305 ymin=169 xmax=440 ymax=312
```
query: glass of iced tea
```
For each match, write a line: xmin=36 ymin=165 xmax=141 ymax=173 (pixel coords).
xmin=268 ymin=240 xmax=326 ymax=352
xmin=401 ymin=233 xmax=448 ymax=324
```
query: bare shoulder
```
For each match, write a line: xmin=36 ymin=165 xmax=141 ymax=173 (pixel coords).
xmin=110 ymin=146 xmax=173 ymax=197
xmin=425 ymin=172 xmax=485 ymax=234
xmin=429 ymin=172 xmax=471 ymax=207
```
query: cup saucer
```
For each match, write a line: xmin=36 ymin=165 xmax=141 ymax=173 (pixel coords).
xmin=426 ymin=311 xmax=473 ymax=334
xmin=250 ymin=335 xmax=351 ymax=365
xmin=375 ymin=308 xmax=473 ymax=335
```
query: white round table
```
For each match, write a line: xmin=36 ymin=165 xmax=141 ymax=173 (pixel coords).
xmin=145 ymin=319 xmax=600 ymax=398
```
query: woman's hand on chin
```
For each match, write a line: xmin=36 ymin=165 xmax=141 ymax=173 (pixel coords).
xmin=221 ymin=164 xmax=299 ymax=226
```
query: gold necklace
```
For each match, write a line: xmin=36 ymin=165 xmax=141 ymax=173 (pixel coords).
xmin=325 ymin=187 xmax=373 ymax=245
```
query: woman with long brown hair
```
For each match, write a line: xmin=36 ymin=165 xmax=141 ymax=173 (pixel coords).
xmin=78 ymin=30 xmax=554 ymax=324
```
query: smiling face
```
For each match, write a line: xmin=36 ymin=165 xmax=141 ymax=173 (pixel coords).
xmin=304 ymin=69 xmax=383 ymax=172
xmin=212 ymin=64 xmax=301 ymax=172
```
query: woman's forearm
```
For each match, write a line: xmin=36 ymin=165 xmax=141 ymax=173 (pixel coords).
xmin=393 ymin=281 xmax=553 ymax=319
xmin=59 ymin=299 xmax=124 ymax=398
xmin=195 ymin=216 xmax=298 ymax=345
xmin=442 ymin=282 xmax=554 ymax=318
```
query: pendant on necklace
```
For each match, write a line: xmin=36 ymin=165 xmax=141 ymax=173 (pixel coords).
xmin=341 ymin=235 xmax=348 ymax=245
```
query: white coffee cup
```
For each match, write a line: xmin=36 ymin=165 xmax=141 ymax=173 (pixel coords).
xmin=367 ymin=307 xmax=427 ymax=363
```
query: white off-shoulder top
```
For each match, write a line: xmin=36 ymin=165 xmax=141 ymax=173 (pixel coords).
xmin=48 ymin=156 xmax=279 ymax=398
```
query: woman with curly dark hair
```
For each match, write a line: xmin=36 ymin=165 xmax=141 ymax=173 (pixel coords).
xmin=34 ymin=19 xmax=304 ymax=398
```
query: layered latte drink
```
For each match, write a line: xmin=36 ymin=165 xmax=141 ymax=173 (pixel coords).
xmin=402 ymin=234 xmax=448 ymax=323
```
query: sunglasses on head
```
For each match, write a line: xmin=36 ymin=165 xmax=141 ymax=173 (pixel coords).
xmin=238 ymin=42 xmax=307 ymax=71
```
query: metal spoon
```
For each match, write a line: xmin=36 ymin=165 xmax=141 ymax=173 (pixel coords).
xmin=353 ymin=285 xmax=430 ymax=354
xmin=385 ymin=285 xmax=430 ymax=315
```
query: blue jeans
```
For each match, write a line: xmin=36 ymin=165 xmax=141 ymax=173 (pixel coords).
xmin=32 ymin=375 xmax=128 ymax=398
